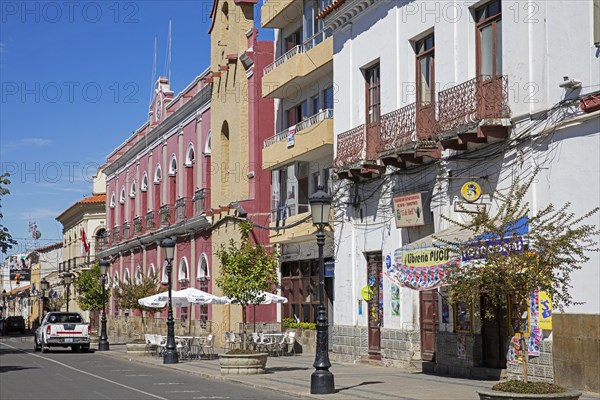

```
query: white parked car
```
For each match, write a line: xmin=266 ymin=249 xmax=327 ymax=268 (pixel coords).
xmin=35 ymin=312 xmax=91 ymax=353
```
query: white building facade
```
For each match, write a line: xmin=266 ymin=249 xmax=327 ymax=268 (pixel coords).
xmin=324 ymin=0 xmax=599 ymax=390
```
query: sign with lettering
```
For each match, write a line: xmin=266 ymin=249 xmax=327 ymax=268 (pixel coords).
xmin=287 ymin=125 xmax=296 ymax=147
xmin=538 ymin=290 xmax=552 ymax=330
xmin=392 ymin=192 xmax=426 ymax=228
xmin=461 ymin=237 xmax=525 ymax=261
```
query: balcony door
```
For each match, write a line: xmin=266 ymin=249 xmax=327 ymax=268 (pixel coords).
xmin=365 ymin=64 xmax=380 ymax=160
xmin=476 ymin=0 xmax=503 ymax=118
xmin=416 ymin=34 xmax=435 ymax=139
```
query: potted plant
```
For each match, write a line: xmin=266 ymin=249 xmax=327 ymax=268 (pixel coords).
xmin=112 ymin=273 xmax=163 ymax=354
xmin=216 ymin=221 xmax=279 ymax=375
xmin=440 ymin=171 xmax=597 ymax=400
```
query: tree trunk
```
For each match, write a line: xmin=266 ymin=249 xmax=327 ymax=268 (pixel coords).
xmin=242 ymin=304 xmax=247 ymax=350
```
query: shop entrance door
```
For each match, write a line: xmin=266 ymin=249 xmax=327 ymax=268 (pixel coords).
xmin=481 ymin=296 xmax=508 ymax=368
xmin=420 ymin=290 xmax=438 ymax=361
xmin=367 ymin=253 xmax=382 ymax=359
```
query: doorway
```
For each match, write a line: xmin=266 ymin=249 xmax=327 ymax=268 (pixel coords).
xmin=480 ymin=296 xmax=508 ymax=368
xmin=366 ymin=253 xmax=382 ymax=359
xmin=419 ymin=290 xmax=438 ymax=361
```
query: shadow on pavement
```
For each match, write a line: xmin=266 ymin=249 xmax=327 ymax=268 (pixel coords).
xmin=336 ymin=380 xmax=384 ymax=393
xmin=0 ymin=366 xmax=40 ymax=373
xmin=266 ymin=366 xmax=311 ymax=373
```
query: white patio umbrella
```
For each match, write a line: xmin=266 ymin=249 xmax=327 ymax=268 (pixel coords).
xmin=138 ymin=287 xmax=227 ymax=308
xmin=226 ymin=291 xmax=288 ymax=305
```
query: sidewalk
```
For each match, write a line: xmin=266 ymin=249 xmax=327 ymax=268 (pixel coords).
xmin=99 ymin=345 xmax=600 ymax=400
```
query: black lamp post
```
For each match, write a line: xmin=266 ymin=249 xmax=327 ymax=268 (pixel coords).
xmin=40 ymin=278 xmax=49 ymax=324
xmin=1 ymin=289 xmax=6 ymax=318
xmin=161 ymin=237 xmax=178 ymax=364
xmin=98 ymin=259 xmax=110 ymax=351
xmin=63 ymin=272 xmax=73 ymax=312
xmin=308 ymin=185 xmax=335 ymax=394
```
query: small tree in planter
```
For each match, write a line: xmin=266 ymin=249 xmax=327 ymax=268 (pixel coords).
xmin=440 ymin=171 xmax=598 ymax=397
xmin=216 ymin=221 xmax=279 ymax=352
xmin=75 ymin=261 xmax=103 ymax=333
xmin=112 ymin=273 xmax=163 ymax=341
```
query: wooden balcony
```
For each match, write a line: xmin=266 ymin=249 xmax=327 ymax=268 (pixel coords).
xmin=436 ymin=75 xmax=511 ymax=150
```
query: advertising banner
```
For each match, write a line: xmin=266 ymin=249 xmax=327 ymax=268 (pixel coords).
xmin=392 ymin=193 xmax=426 ymax=228
xmin=7 ymin=254 xmax=31 ymax=282
xmin=386 ymin=247 xmax=459 ymax=291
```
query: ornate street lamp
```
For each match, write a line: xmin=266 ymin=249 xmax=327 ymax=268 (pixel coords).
xmin=40 ymin=278 xmax=49 ymax=324
xmin=308 ymin=185 xmax=335 ymax=394
xmin=98 ymin=259 xmax=111 ymax=351
xmin=63 ymin=271 xmax=73 ymax=312
xmin=161 ymin=237 xmax=178 ymax=364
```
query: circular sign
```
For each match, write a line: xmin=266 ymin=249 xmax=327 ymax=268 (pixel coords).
xmin=361 ymin=286 xmax=374 ymax=301
xmin=461 ymin=181 xmax=482 ymax=202
xmin=385 ymin=255 xmax=392 ymax=269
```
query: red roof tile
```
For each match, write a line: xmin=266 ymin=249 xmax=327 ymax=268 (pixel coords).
xmin=78 ymin=194 xmax=106 ymax=204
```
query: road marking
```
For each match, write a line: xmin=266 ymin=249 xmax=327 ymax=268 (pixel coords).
xmin=0 ymin=342 xmax=168 ymax=400
xmin=125 ymin=374 xmax=153 ymax=377
xmin=154 ymin=382 xmax=185 ymax=385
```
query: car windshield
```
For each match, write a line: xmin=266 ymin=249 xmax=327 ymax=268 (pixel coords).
xmin=48 ymin=313 xmax=83 ymax=323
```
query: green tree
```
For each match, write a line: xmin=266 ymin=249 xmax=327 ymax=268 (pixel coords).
xmin=216 ymin=221 xmax=279 ymax=349
xmin=0 ymin=173 xmax=18 ymax=254
xmin=75 ymin=262 xmax=104 ymax=312
xmin=112 ymin=273 xmax=162 ymax=337
xmin=47 ymin=293 xmax=65 ymax=312
xmin=440 ymin=171 xmax=599 ymax=382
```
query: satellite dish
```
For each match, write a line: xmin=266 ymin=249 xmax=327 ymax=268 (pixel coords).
xmin=32 ymin=230 xmax=41 ymax=240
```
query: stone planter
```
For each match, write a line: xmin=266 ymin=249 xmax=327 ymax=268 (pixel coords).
xmin=126 ymin=342 xmax=147 ymax=356
xmin=219 ymin=353 xmax=268 ymax=375
xmin=477 ymin=389 xmax=582 ymax=400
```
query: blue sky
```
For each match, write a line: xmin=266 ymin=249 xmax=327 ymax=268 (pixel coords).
xmin=0 ymin=0 xmax=272 ymax=259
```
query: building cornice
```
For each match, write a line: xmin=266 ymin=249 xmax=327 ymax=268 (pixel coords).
xmin=103 ymin=85 xmax=211 ymax=177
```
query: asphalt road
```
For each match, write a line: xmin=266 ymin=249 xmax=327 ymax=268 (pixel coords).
xmin=0 ymin=335 xmax=296 ymax=400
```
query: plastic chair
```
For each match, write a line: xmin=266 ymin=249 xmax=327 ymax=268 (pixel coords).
xmin=223 ymin=332 xmax=235 ymax=352
xmin=201 ymin=334 xmax=215 ymax=359
xmin=285 ymin=331 xmax=297 ymax=356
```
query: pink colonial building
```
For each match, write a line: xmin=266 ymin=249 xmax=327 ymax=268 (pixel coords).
xmin=100 ymin=70 xmax=214 ymax=325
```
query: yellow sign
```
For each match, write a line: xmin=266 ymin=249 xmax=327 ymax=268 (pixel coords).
xmin=395 ymin=247 xmax=453 ymax=267
xmin=361 ymin=286 xmax=373 ymax=301
xmin=461 ymin=181 xmax=482 ymax=202
xmin=538 ymin=291 xmax=552 ymax=330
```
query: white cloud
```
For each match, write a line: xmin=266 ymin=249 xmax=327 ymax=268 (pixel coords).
xmin=21 ymin=138 xmax=53 ymax=147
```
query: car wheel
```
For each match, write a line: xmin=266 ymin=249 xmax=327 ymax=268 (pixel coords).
xmin=71 ymin=345 xmax=80 ymax=352
xmin=34 ymin=338 xmax=41 ymax=352
xmin=42 ymin=346 xmax=49 ymax=353
xmin=81 ymin=345 xmax=90 ymax=353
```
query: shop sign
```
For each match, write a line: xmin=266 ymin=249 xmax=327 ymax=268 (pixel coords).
xmin=461 ymin=237 xmax=525 ymax=261
xmin=287 ymin=125 xmax=295 ymax=147
xmin=392 ymin=192 xmax=428 ymax=228
xmin=460 ymin=181 xmax=482 ymax=202
xmin=324 ymin=261 xmax=335 ymax=277
xmin=538 ymin=290 xmax=552 ymax=330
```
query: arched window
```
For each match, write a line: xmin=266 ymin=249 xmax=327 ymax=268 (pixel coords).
xmin=148 ymin=263 xmax=156 ymax=278
xmin=161 ymin=261 xmax=169 ymax=284
xmin=141 ymin=173 xmax=149 ymax=191
xmin=154 ymin=164 xmax=163 ymax=183
xmin=197 ymin=253 xmax=210 ymax=281
xmin=113 ymin=271 xmax=120 ymax=288
xmin=130 ymin=180 xmax=136 ymax=198
xmin=178 ymin=257 xmax=189 ymax=282
xmin=123 ymin=269 xmax=130 ymax=285
xmin=185 ymin=143 xmax=195 ymax=167
xmin=135 ymin=265 xmax=142 ymax=284
xmin=168 ymin=154 xmax=177 ymax=176
xmin=119 ymin=186 xmax=126 ymax=204
xmin=204 ymin=132 xmax=212 ymax=155
xmin=110 ymin=192 xmax=116 ymax=208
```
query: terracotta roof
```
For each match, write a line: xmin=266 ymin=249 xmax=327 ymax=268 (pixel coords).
xmin=34 ymin=242 xmax=63 ymax=253
xmin=316 ymin=0 xmax=347 ymax=19
xmin=78 ymin=194 xmax=106 ymax=204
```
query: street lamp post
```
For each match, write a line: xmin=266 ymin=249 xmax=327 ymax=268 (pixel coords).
xmin=161 ymin=237 xmax=178 ymax=364
xmin=63 ymin=272 xmax=73 ymax=312
xmin=98 ymin=259 xmax=111 ymax=351
xmin=40 ymin=278 xmax=49 ymax=324
xmin=308 ymin=185 xmax=335 ymax=394
xmin=1 ymin=289 xmax=6 ymax=318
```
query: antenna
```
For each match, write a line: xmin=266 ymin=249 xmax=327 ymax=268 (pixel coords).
xmin=149 ymin=35 xmax=158 ymax=111
xmin=167 ymin=18 xmax=172 ymax=83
